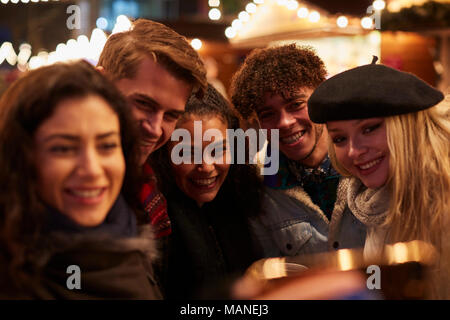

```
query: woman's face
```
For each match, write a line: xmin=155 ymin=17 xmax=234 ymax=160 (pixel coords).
xmin=327 ymin=117 xmax=390 ymax=189
xmin=168 ymin=115 xmax=230 ymax=207
xmin=34 ymin=95 xmax=126 ymax=226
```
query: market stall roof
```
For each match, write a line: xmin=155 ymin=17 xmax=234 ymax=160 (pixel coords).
xmin=229 ymin=0 xmax=369 ymax=48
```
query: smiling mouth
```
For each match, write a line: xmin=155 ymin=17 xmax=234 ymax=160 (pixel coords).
xmin=356 ymin=157 xmax=384 ymax=171
xmin=190 ymin=176 xmax=218 ymax=187
xmin=67 ymin=188 xmax=105 ymax=198
xmin=281 ymin=130 xmax=306 ymax=145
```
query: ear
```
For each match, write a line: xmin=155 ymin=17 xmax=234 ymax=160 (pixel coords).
xmin=96 ymin=65 xmax=106 ymax=75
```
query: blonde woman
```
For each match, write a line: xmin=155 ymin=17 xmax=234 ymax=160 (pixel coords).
xmin=308 ymin=57 xmax=450 ymax=298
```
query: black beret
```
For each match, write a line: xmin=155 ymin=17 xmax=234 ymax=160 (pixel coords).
xmin=308 ymin=58 xmax=444 ymax=123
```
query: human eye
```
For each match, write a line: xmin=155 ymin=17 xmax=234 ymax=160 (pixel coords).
xmin=363 ymin=123 xmax=381 ymax=134
xmin=48 ymin=144 xmax=77 ymax=155
xmin=258 ymin=110 xmax=275 ymax=120
xmin=331 ymin=135 xmax=346 ymax=144
xmin=98 ymin=141 xmax=119 ymax=153
xmin=288 ymin=101 xmax=305 ymax=112
xmin=164 ymin=112 xmax=181 ymax=122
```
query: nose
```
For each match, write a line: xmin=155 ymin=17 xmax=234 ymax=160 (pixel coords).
xmin=77 ymin=147 xmax=103 ymax=179
xmin=196 ymin=161 xmax=215 ymax=174
xmin=276 ymin=109 xmax=296 ymax=129
xmin=140 ymin=112 xmax=163 ymax=139
xmin=347 ymin=138 xmax=368 ymax=160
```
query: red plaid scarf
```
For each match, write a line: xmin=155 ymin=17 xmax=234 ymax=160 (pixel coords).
xmin=139 ymin=163 xmax=171 ymax=238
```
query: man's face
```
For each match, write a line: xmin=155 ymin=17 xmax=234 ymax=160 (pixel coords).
xmin=257 ymin=87 xmax=326 ymax=166
xmin=115 ymin=57 xmax=192 ymax=165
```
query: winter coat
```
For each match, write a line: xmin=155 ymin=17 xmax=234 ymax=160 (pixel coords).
xmin=250 ymin=186 xmax=330 ymax=258
xmin=160 ymin=188 xmax=262 ymax=299
xmin=0 ymin=226 xmax=162 ymax=299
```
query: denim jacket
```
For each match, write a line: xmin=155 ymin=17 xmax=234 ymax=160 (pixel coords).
xmin=250 ymin=186 xmax=329 ymax=258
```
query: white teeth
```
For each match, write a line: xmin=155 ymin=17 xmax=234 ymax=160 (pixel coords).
xmin=281 ymin=131 xmax=305 ymax=144
xmin=359 ymin=158 xmax=382 ymax=170
xmin=192 ymin=177 xmax=217 ymax=186
xmin=70 ymin=189 xmax=103 ymax=198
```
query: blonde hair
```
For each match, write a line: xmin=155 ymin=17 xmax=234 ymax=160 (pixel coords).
xmin=385 ymin=97 xmax=450 ymax=245
xmin=329 ymin=97 xmax=450 ymax=297
xmin=329 ymin=97 xmax=450 ymax=245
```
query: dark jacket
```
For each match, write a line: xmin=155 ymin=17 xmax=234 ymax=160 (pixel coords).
xmin=160 ymin=188 xmax=262 ymax=299
xmin=0 ymin=196 xmax=162 ymax=300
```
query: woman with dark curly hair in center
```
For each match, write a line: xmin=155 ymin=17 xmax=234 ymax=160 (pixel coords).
xmin=150 ymin=84 xmax=263 ymax=299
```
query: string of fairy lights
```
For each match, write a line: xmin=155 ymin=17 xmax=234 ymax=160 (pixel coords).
xmin=224 ymin=0 xmax=388 ymax=39
xmin=0 ymin=0 xmax=418 ymax=70
xmin=0 ymin=15 xmax=132 ymax=70
xmin=0 ymin=0 xmax=60 ymax=4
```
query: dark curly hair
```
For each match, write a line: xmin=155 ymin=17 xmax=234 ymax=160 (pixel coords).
xmin=150 ymin=84 xmax=263 ymax=218
xmin=230 ymin=44 xmax=327 ymax=119
xmin=0 ymin=60 xmax=142 ymax=286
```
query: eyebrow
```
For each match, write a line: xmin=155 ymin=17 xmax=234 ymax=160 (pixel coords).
xmin=43 ymin=132 xmax=120 ymax=143
xmin=327 ymin=119 xmax=364 ymax=132
xmin=258 ymin=94 xmax=309 ymax=112
xmin=130 ymin=93 xmax=184 ymax=116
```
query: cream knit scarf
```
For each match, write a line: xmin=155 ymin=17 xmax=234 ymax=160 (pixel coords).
xmin=345 ymin=177 xmax=391 ymax=259
xmin=346 ymin=177 xmax=390 ymax=228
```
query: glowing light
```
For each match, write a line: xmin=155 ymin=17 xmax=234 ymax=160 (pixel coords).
xmin=297 ymin=7 xmax=308 ymax=18
xmin=277 ymin=0 xmax=287 ymax=6
xmin=28 ymin=56 xmax=44 ymax=70
xmin=369 ymin=31 xmax=382 ymax=45
xmin=246 ymin=3 xmax=257 ymax=14
xmin=96 ymin=17 xmax=108 ymax=30
xmin=225 ymin=27 xmax=237 ymax=39
xmin=21 ymin=0 xmax=30 ymax=3
xmin=112 ymin=15 xmax=132 ymax=34
xmin=337 ymin=16 xmax=348 ymax=28
xmin=238 ymin=11 xmax=250 ymax=22
xmin=0 ymin=42 xmax=14 ymax=65
xmin=17 ymin=43 xmax=32 ymax=65
xmin=232 ymin=19 xmax=243 ymax=30
xmin=361 ymin=16 xmax=373 ymax=29
xmin=0 ymin=42 xmax=17 ymax=65
xmin=337 ymin=249 xmax=355 ymax=271
xmin=253 ymin=0 xmax=264 ymax=4
xmin=190 ymin=38 xmax=202 ymax=50
xmin=11 ymin=0 xmax=19 ymax=4
xmin=1 ymin=0 xmax=9 ymax=4
xmin=208 ymin=0 xmax=220 ymax=7
xmin=387 ymin=2 xmax=402 ymax=12
xmin=286 ymin=0 xmax=298 ymax=10
xmin=308 ymin=11 xmax=320 ymax=23
xmin=208 ymin=8 xmax=221 ymax=20
xmin=89 ymin=28 xmax=107 ymax=60
xmin=373 ymin=0 xmax=386 ymax=11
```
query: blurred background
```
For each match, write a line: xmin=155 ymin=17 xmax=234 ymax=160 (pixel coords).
xmin=1 ymin=0 xmax=449 ymax=97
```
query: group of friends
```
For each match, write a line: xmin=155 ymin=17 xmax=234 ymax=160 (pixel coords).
xmin=0 ymin=18 xmax=448 ymax=300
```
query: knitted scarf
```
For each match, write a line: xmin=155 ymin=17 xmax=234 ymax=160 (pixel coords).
xmin=345 ymin=177 xmax=391 ymax=259
xmin=346 ymin=177 xmax=390 ymax=228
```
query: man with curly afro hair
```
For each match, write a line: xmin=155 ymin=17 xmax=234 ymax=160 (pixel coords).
xmin=230 ymin=44 xmax=341 ymax=258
